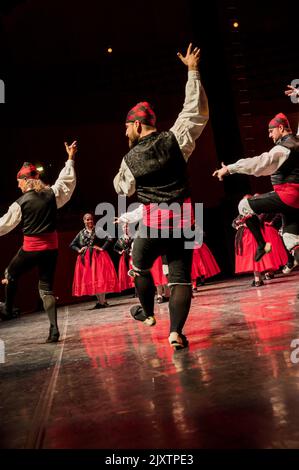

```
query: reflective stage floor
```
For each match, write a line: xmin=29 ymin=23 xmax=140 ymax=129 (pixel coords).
xmin=1 ymin=272 xmax=299 ymax=449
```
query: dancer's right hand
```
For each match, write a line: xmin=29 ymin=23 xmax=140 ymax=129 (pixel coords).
xmin=64 ymin=141 xmax=78 ymax=160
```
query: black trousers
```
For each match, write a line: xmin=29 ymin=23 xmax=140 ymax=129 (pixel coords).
xmin=249 ymin=191 xmax=299 ymax=237
xmin=132 ymin=231 xmax=193 ymax=334
xmin=5 ymin=248 xmax=58 ymax=312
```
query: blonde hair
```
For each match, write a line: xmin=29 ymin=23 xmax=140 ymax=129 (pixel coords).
xmin=23 ymin=178 xmax=49 ymax=193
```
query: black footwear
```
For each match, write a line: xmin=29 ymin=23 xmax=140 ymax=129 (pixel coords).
xmin=93 ymin=302 xmax=107 ymax=309
xmin=130 ymin=305 xmax=156 ymax=326
xmin=251 ymin=280 xmax=264 ymax=287
xmin=156 ymin=295 xmax=168 ymax=304
xmin=254 ymin=242 xmax=271 ymax=262
xmin=0 ymin=302 xmax=20 ymax=321
xmin=293 ymin=247 xmax=299 ymax=264
xmin=168 ymin=332 xmax=189 ymax=350
xmin=264 ymin=272 xmax=274 ymax=280
xmin=282 ymin=261 xmax=295 ymax=274
xmin=46 ymin=327 xmax=60 ymax=343
xmin=130 ymin=305 xmax=147 ymax=321
xmin=283 ymin=249 xmax=299 ymax=273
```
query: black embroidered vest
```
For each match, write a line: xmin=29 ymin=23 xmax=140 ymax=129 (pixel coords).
xmin=271 ymin=135 xmax=299 ymax=186
xmin=124 ymin=131 xmax=190 ymax=204
xmin=17 ymin=189 xmax=57 ymax=235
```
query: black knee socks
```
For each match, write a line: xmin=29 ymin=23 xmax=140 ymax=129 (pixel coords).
xmin=134 ymin=272 xmax=156 ymax=317
xmin=5 ymin=279 xmax=17 ymax=314
xmin=245 ymin=215 xmax=265 ymax=248
xmin=169 ymin=284 xmax=192 ymax=334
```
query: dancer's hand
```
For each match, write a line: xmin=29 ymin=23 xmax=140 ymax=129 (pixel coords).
xmin=177 ymin=43 xmax=200 ymax=71
xmin=64 ymin=141 xmax=78 ymax=160
xmin=285 ymin=84 xmax=297 ymax=97
xmin=78 ymin=247 xmax=87 ymax=254
xmin=94 ymin=245 xmax=103 ymax=251
xmin=212 ymin=162 xmax=229 ymax=181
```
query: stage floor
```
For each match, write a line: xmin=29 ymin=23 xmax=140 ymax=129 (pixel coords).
xmin=1 ymin=272 xmax=299 ymax=449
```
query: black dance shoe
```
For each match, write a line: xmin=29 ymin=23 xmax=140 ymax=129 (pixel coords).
xmin=46 ymin=326 xmax=60 ymax=343
xmin=130 ymin=305 xmax=156 ymax=326
xmin=93 ymin=302 xmax=109 ymax=309
xmin=251 ymin=280 xmax=264 ymax=287
xmin=0 ymin=302 xmax=20 ymax=321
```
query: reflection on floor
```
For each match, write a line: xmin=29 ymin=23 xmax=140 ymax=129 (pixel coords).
xmin=1 ymin=272 xmax=299 ymax=449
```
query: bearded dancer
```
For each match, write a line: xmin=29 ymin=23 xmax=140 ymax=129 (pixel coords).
xmin=114 ymin=43 xmax=209 ymax=350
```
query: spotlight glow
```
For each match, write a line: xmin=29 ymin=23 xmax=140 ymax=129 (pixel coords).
xmin=233 ymin=21 xmax=239 ymax=28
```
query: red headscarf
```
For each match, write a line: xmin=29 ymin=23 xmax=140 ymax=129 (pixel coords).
xmin=126 ymin=101 xmax=156 ymax=127
xmin=17 ymin=162 xmax=40 ymax=180
xmin=268 ymin=112 xmax=291 ymax=130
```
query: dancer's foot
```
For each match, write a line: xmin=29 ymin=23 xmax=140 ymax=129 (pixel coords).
xmin=130 ymin=305 xmax=156 ymax=326
xmin=156 ymin=295 xmax=168 ymax=303
xmin=251 ymin=280 xmax=264 ymax=287
xmin=143 ymin=316 xmax=156 ymax=326
xmin=46 ymin=326 xmax=60 ymax=343
xmin=93 ymin=302 xmax=108 ymax=309
xmin=264 ymin=272 xmax=274 ymax=280
xmin=282 ymin=261 xmax=295 ymax=274
xmin=168 ymin=332 xmax=189 ymax=350
xmin=0 ymin=302 xmax=20 ymax=321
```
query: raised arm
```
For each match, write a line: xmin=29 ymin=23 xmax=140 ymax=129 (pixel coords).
xmin=51 ymin=141 xmax=77 ymax=209
xmin=285 ymin=84 xmax=299 ymax=136
xmin=170 ymin=43 xmax=209 ymax=162
xmin=285 ymin=84 xmax=299 ymax=104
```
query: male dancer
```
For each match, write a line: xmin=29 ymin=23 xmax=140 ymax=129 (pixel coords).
xmin=0 ymin=141 xmax=77 ymax=342
xmin=213 ymin=109 xmax=299 ymax=264
xmin=114 ymin=43 xmax=209 ymax=350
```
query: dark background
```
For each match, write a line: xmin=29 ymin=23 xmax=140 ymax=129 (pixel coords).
xmin=0 ymin=0 xmax=298 ymax=311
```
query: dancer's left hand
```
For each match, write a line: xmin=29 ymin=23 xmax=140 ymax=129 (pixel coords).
xmin=212 ymin=162 xmax=229 ymax=181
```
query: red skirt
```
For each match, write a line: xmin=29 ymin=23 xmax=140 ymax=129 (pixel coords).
xmin=118 ymin=253 xmax=134 ymax=291
xmin=72 ymin=249 xmax=119 ymax=296
xmin=191 ymin=242 xmax=220 ymax=280
xmin=235 ymin=226 xmax=287 ymax=274
xmin=151 ymin=256 xmax=168 ymax=286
